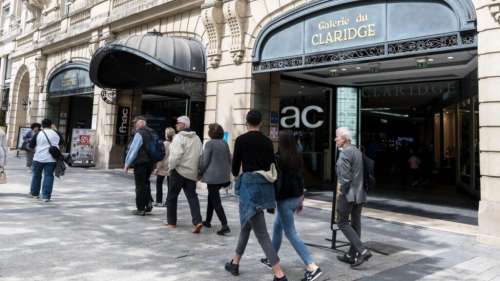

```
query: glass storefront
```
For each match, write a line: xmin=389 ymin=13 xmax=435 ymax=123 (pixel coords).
xmin=275 ymin=77 xmax=479 ymax=198
xmin=279 ymin=81 xmax=332 ymax=188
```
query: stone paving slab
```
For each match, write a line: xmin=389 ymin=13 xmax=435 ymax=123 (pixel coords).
xmin=1 ymin=154 xmax=500 ymax=281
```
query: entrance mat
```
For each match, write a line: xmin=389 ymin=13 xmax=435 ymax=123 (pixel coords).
xmin=365 ymin=241 xmax=408 ymax=256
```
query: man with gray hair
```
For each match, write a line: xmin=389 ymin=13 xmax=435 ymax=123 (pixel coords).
xmin=124 ymin=116 xmax=155 ymax=216
xmin=334 ymin=127 xmax=372 ymax=268
xmin=166 ymin=115 xmax=204 ymax=233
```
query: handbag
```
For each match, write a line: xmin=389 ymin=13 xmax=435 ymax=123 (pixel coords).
xmin=0 ymin=168 xmax=7 ymax=184
xmin=42 ymin=131 xmax=64 ymax=161
xmin=255 ymin=163 xmax=278 ymax=183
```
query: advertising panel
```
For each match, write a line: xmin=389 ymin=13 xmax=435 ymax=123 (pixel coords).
xmin=70 ymin=129 xmax=96 ymax=167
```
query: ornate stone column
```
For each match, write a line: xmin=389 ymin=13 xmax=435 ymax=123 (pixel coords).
xmin=477 ymin=0 xmax=500 ymax=246
xmin=201 ymin=0 xmax=224 ymax=68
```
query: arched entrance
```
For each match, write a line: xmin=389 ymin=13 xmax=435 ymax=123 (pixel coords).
xmin=9 ymin=66 xmax=30 ymax=148
xmin=251 ymin=0 xmax=479 ymax=224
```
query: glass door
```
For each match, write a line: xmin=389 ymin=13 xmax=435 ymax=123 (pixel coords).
xmin=279 ymin=83 xmax=332 ymax=189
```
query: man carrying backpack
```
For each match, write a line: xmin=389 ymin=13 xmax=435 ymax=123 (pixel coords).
xmin=166 ymin=116 xmax=203 ymax=233
xmin=125 ymin=116 xmax=162 ymax=216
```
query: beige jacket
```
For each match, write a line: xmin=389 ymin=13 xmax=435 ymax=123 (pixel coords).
xmin=156 ymin=141 xmax=171 ymax=176
xmin=168 ymin=130 xmax=202 ymax=181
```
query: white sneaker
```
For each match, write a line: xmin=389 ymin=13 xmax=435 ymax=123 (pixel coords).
xmin=43 ymin=199 xmax=50 ymax=202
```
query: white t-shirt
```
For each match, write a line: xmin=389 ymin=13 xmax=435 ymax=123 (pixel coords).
xmin=33 ymin=129 xmax=61 ymax=163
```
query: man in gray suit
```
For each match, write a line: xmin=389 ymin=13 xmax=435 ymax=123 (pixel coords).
xmin=335 ymin=127 xmax=372 ymax=268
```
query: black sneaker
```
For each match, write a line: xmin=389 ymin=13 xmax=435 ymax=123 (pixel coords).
xmin=351 ymin=249 xmax=373 ymax=268
xmin=217 ymin=225 xmax=231 ymax=236
xmin=337 ymin=253 xmax=355 ymax=265
xmin=302 ymin=267 xmax=323 ymax=281
xmin=224 ymin=260 xmax=239 ymax=276
xmin=202 ymin=221 xmax=212 ymax=228
xmin=273 ymin=275 xmax=288 ymax=281
xmin=260 ymin=258 xmax=272 ymax=269
xmin=132 ymin=210 xmax=146 ymax=216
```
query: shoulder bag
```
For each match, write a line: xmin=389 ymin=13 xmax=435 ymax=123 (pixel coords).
xmin=42 ymin=130 xmax=64 ymax=161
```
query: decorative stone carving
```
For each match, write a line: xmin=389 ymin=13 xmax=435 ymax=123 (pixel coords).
xmin=88 ymin=31 xmax=100 ymax=56
xmin=23 ymin=0 xmax=43 ymax=23
xmin=490 ymin=1 xmax=500 ymax=23
xmin=201 ymin=0 xmax=224 ymax=68
xmin=34 ymin=56 xmax=47 ymax=91
xmin=223 ymin=0 xmax=247 ymax=65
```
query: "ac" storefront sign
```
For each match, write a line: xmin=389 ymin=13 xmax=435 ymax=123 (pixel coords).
xmin=280 ymin=105 xmax=324 ymax=129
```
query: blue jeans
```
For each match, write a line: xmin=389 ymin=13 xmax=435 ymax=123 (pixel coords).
xmin=272 ymin=196 xmax=314 ymax=266
xmin=30 ymin=161 xmax=56 ymax=199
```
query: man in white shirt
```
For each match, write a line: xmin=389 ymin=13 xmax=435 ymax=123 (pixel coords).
xmin=29 ymin=119 xmax=61 ymax=202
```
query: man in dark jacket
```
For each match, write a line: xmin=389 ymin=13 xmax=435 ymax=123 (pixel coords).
xmin=124 ymin=116 xmax=155 ymax=216
xmin=335 ymin=127 xmax=372 ymax=268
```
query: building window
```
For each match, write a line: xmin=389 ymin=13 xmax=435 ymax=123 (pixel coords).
xmin=1 ymin=4 xmax=10 ymax=28
xmin=4 ymin=57 xmax=12 ymax=82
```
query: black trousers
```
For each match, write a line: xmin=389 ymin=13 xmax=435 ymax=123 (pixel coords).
xmin=205 ymin=184 xmax=229 ymax=226
xmin=166 ymin=170 xmax=202 ymax=226
xmin=156 ymin=175 xmax=169 ymax=204
xmin=336 ymin=194 xmax=365 ymax=256
xmin=133 ymin=163 xmax=154 ymax=211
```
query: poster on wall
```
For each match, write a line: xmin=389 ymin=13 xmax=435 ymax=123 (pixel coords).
xmin=336 ymin=87 xmax=359 ymax=146
xmin=16 ymin=127 xmax=32 ymax=150
xmin=70 ymin=129 xmax=96 ymax=167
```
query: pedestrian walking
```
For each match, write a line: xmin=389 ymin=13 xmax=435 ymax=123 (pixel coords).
xmin=260 ymin=130 xmax=322 ymax=281
xmin=335 ymin=127 xmax=373 ymax=268
xmin=29 ymin=119 xmax=61 ymax=202
xmin=124 ymin=116 xmax=157 ymax=216
xmin=199 ymin=123 xmax=231 ymax=236
xmin=224 ymin=110 xmax=289 ymax=281
xmin=0 ymin=127 xmax=7 ymax=184
xmin=22 ymin=123 xmax=41 ymax=169
xmin=166 ymin=116 xmax=204 ymax=233
xmin=153 ymin=127 xmax=176 ymax=207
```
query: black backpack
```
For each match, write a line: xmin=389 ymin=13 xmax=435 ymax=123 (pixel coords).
xmin=144 ymin=130 xmax=166 ymax=163
xmin=363 ymin=155 xmax=376 ymax=191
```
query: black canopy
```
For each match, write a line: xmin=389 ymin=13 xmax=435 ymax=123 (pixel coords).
xmin=89 ymin=33 xmax=206 ymax=89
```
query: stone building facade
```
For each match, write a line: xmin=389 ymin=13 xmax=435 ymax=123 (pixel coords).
xmin=1 ymin=0 xmax=500 ymax=246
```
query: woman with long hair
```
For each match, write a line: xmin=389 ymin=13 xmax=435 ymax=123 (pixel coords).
xmin=261 ymin=130 xmax=322 ymax=281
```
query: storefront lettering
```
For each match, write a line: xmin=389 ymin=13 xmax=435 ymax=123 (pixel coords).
xmin=312 ymin=13 xmax=376 ymax=46
xmin=280 ymin=105 xmax=324 ymax=129
xmin=116 ymin=106 xmax=130 ymax=145
xmin=118 ymin=107 xmax=129 ymax=134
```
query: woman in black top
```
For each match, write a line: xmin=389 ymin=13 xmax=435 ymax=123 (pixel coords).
xmin=261 ymin=130 xmax=322 ymax=281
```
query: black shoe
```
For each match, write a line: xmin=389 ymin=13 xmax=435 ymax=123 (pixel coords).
xmin=302 ymin=267 xmax=323 ymax=281
xmin=337 ymin=253 xmax=355 ymax=265
xmin=225 ymin=260 xmax=239 ymax=276
xmin=133 ymin=210 xmax=146 ymax=216
xmin=217 ymin=225 xmax=231 ymax=236
xmin=202 ymin=221 xmax=212 ymax=228
xmin=145 ymin=204 xmax=153 ymax=213
xmin=351 ymin=249 xmax=373 ymax=268
xmin=273 ymin=275 xmax=288 ymax=281
xmin=260 ymin=258 xmax=272 ymax=269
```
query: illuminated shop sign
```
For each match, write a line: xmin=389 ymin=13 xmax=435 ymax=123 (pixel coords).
xmin=306 ymin=3 xmax=385 ymax=54
xmin=280 ymin=105 xmax=325 ymax=129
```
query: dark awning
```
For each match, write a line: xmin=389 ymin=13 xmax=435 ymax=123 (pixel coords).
xmin=89 ymin=33 xmax=206 ymax=89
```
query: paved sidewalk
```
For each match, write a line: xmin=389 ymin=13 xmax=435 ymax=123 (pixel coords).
xmin=1 ymin=154 xmax=500 ymax=281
